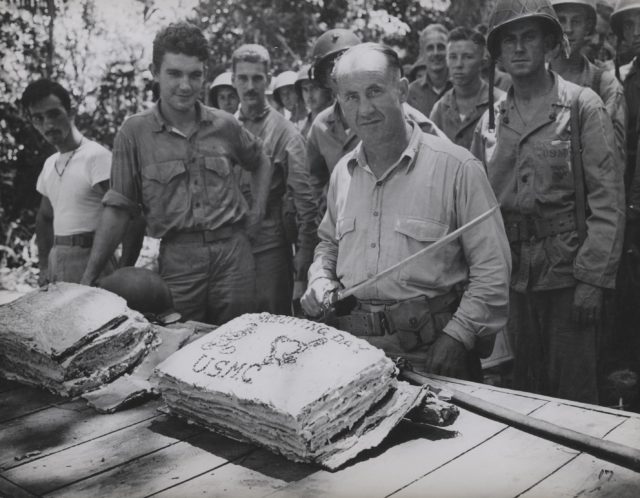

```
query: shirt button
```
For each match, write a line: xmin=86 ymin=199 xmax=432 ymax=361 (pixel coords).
xmin=376 ymin=181 xmax=382 ymax=187
xmin=370 ymin=242 xmax=376 ymax=248
xmin=373 ymin=211 xmax=379 ymax=217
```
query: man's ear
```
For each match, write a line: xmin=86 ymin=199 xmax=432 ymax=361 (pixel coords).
xmin=150 ymin=62 xmax=159 ymax=80
xmin=398 ymin=77 xmax=410 ymax=103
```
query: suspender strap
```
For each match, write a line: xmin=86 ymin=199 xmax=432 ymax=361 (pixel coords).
xmin=571 ymin=88 xmax=588 ymax=245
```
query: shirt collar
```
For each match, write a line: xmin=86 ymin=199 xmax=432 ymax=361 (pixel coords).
xmin=440 ymin=80 xmax=491 ymax=111
xmin=347 ymin=121 xmax=422 ymax=177
xmin=420 ymin=72 xmax=452 ymax=93
xmin=151 ymin=100 xmax=211 ymax=133
xmin=236 ymin=104 xmax=271 ymax=122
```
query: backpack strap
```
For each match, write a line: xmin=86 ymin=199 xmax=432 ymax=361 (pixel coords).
xmin=570 ymin=88 xmax=588 ymax=245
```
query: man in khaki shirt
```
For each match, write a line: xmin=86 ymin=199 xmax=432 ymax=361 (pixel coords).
xmin=302 ymin=43 xmax=511 ymax=381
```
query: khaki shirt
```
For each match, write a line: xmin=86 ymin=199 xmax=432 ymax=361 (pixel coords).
xmin=429 ymin=80 xmax=505 ymax=150
xmin=307 ymin=102 xmax=447 ymax=222
xmin=471 ymin=72 xmax=625 ymax=291
xmin=407 ymin=74 xmax=452 ymax=117
xmin=237 ymin=106 xmax=317 ymax=253
xmin=551 ymin=55 xmax=627 ymax=171
xmin=104 ymin=102 xmax=263 ymax=239
xmin=309 ymin=124 xmax=511 ymax=350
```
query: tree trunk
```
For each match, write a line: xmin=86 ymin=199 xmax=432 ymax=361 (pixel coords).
xmin=46 ymin=0 xmax=56 ymax=78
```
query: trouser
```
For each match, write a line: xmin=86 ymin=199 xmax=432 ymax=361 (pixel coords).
xmin=508 ymin=287 xmax=599 ymax=404
xmin=159 ymin=230 xmax=256 ymax=325
xmin=48 ymin=244 xmax=116 ymax=284
xmin=254 ymin=244 xmax=294 ymax=315
xmin=333 ymin=294 xmax=482 ymax=382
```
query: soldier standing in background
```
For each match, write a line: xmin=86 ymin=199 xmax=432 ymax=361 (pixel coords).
xmin=550 ymin=0 xmax=626 ymax=167
xmin=430 ymin=27 xmax=506 ymax=149
xmin=408 ymin=24 xmax=453 ymax=116
xmin=232 ymin=44 xmax=318 ymax=315
xmin=273 ymin=70 xmax=308 ymax=125
xmin=472 ymin=0 xmax=625 ymax=403
xmin=207 ymin=72 xmax=239 ymax=114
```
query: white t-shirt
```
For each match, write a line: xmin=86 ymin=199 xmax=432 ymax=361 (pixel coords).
xmin=36 ymin=139 xmax=111 ymax=236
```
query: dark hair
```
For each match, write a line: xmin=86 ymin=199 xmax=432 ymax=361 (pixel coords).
xmin=152 ymin=22 xmax=209 ymax=68
xmin=448 ymin=26 xmax=486 ymax=49
xmin=21 ymin=79 xmax=72 ymax=112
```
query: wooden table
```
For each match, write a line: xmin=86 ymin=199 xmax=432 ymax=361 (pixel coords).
xmin=1 ymin=375 xmax=639 ymax=498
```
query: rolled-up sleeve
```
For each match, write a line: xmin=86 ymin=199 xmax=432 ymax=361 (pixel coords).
xmin=102 ymin=126 xmax=141 ymax=218
xmin=443 ymin=159 xmax=512 ymax=350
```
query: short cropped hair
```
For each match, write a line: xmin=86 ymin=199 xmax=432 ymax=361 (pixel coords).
xmin=448 ymin=27 xmax=486 ymax=49
xmin=420 ymin=23 xmax=449 ymax=43
xmin=333 ymin=43 xmax=404 ymax=83
xmin=232 ymin=44 xmax=271 ymax=72
xmin=21 ymin=79 xmax=72 ymax=112
xmin=152 ymin=22 xmax=209 ymax=68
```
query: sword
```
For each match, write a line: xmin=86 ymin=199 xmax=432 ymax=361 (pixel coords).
xmin=324 ymin=205 xmax=499 ymax=313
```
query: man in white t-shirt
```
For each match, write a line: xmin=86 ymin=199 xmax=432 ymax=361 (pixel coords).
xmin=22 ymin=79 xmax=142 ymax=284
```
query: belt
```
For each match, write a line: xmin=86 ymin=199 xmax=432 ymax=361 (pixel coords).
xmin=503 ymin=211 xmax=577 ymax=243
xmin=163 ymin=224 xmax=239 ymax=244
xmin=336 ymin=291 xmax=459 ymax=338
xmin=53 ymin=232 xmax=94 ymax=248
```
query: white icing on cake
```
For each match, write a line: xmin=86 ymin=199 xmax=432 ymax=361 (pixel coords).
xmin=155 ymin=313 xmax=402 ymax=465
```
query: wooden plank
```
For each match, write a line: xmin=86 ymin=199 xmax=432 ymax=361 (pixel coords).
xmin=45 ymin=432 xmax=256 ymax=498
xmin=428 ymin=373 xmax=640 ymax=419
xmin=0 ymin=475 xmax=37 ymax=498
xmin=0 ymin=399 xmax=162 ymax=471
xmin=393 ymin=396 xmax=628 ymax=498
xmin=0 ymin=386 xmax=61 ymax=423
xmin=153 ymin=448 xmax=316 ymax=498
xmin=3 ymin=415 xmax=201 ymax=495
xmin=527 ymin=401 xmax=629 ymax=438
xmin=264 ymin=391 xmax=547 ymax=498
xmin=0 ymin=378 xmax=20 ymax=394
xmin=520 ymin=418 xmax=640 ymax=498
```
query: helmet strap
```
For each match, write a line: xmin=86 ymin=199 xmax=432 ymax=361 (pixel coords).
xmin=488 ymin=59 xmax=496 ymax=132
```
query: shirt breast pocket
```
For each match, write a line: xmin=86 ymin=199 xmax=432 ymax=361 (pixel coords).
xmin=537 ymin=140 xmax=574 ymax=194
xmin=141 ymin=160 xmax=188 ymax=222
xmin=204 ymin=156 xmax=233 ymax=197
xmin=394 ymin=217 xmax=449 ymax=287
xmin=336 ymin=216 xmax=356 ymax=241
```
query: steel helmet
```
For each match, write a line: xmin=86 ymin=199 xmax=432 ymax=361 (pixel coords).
xmin=310 ymin=29 xmax=361 ymax=85
xmin=272 ymin=70 xmax=298 ymax=107
xmin=611 ymin=0 xmax=640 ymax=37
xmin=551 ymin=0 xmax=598 ymax=35
xmin=209 ymin=71 xmax=233 ymax=90
xmin=97 ymin=267 xmax=177 ymax=320
xmin=487 ymin=0 xmax=566 ymax=58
